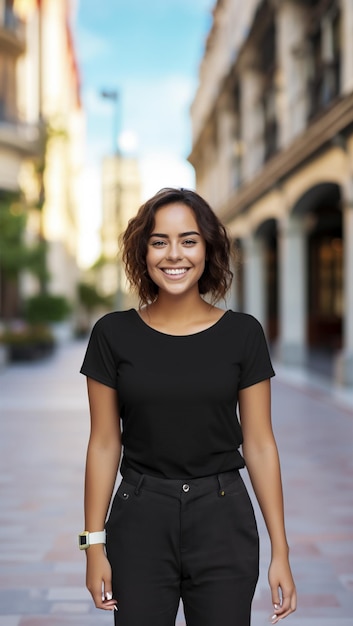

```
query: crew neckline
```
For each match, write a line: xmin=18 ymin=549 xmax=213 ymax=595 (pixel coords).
xmin=132 ymin=308 xmax=230 ymax=338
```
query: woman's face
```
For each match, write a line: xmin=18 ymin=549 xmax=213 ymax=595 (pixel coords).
xmin=146 ymin=202 xmax=206 ymax=297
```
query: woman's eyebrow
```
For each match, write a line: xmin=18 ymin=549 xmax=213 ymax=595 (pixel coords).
xmin=149 ymin=231 xmax=201 ymax=238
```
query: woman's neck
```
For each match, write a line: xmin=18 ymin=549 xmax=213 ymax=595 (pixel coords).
xmin=151 ymin=290 xmax=206 ymax=314
xmin=139 ymin=292 xmax=222 ymax=334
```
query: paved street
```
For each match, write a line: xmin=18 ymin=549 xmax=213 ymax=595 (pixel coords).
xmin=0 ymin=340 xmax=352 ymax=626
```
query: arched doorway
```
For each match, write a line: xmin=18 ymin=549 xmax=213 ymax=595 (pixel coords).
xmin=292 ymin=183 xmax=343 ymax=375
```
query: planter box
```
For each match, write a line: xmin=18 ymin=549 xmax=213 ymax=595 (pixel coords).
xmin=8 ymin=340 xmax=55 ymax=362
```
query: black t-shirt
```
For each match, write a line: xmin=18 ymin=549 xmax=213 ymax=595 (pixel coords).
xmin=80 ymin=309 xmax=275 ymax=479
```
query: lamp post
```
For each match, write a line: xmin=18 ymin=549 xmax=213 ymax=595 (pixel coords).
xmin=100 ymin=89 xmax=120 ymax=154
xmin=100 ymin=88 xmax=123 ymax=309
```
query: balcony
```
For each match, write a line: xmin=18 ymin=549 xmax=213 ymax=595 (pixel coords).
xmin=0 ymin=7 xmax=25 ymax=56
xmin=0 ymin=116 xmax=39 ymax=155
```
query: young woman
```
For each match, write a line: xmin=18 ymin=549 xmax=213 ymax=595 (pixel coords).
xmin=79 ymin=187 xmax=296 ymax=626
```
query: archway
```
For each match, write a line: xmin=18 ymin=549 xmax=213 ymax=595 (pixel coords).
xmin=292 ymin=182 xmax=343 ymax=375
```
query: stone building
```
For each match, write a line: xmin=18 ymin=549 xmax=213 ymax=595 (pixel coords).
xmin=101 ymin=153 xmax=141 ymax=309
xmin=189 ymin=0 xmax=353 ymax=386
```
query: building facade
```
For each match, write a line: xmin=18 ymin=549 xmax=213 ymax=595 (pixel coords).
xmin=0 ymin=0 xmax=39 ymax=318
xmin=0 ymin=0 xmax=84 ymax=326
xmin=0 ymin=0 xmax=38 ymax=189
xmin=17 ymin=0 xmax=85 ymax=302
xmin=189 ymin=0 xmax=353 ymax=386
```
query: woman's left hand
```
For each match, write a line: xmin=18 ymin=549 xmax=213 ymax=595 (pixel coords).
xmin=268 ymin=556 xmax=297 ymax=623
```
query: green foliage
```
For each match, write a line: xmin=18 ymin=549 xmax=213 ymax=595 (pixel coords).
xmin=25 ymin=294 xmax=71 ymax=324
xmin=90 ymin=254 xmax=109 ymax=270
xmin=0 ymin=191 xmax=27 ymax=278
xmin=0 ymin=191 xmax=48 ymax=281
xmin=78 ymin=282 xmax=114 ymax=312
xmin=27 ymin=240 xmax=50 ymax=282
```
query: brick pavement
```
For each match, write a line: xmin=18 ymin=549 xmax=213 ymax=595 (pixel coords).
xmin=0 ymin=340 xmax=352 ymax=625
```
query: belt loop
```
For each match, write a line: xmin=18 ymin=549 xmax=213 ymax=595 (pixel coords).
xmin=217 ymin=474 xmax=226 ymax=497
xmin=134 ymin=474 xmax=144 ymax=496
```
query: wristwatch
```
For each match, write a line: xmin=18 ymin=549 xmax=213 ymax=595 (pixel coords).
xmin=78 ymin=530 xmax=106 ymax=550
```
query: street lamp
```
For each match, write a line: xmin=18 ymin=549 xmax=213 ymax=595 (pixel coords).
xmin=100 ymin=88 xmax=123 ymax=309
xmin=100 ymin=89 xmax=120 ymax=154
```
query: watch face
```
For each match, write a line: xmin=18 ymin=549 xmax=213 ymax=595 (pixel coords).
xmin=78 ymin=532 xmax=89 ymax=549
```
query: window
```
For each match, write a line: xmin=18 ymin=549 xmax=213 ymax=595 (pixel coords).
xmin=259 ymin=20 xmax=277 ymax=161
xmin=307 ymin=1 xmax=341 ymax=118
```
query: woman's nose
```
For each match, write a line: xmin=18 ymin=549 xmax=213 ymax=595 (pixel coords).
xmin=166 ymin=243 xmax=182 ymax=261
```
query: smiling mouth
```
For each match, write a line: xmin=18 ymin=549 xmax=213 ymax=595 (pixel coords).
xmin=161 ymin=268 xmax=189 ymax=276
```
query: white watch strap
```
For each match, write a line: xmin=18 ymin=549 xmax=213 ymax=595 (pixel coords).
xmin=89 ymin=530 xmax=106 ymax=545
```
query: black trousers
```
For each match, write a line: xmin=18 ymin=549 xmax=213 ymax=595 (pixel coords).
xmin=105 ymin=468 xmax=259 ymax=626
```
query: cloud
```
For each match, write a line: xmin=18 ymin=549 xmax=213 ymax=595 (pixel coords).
xmin=140 ymin=153 xmax=195 ymax=201
xmin=118 ymin=74 xmax=196 ymax=157
xmin=75 ymin=25 xmax=110 ymax=63
xmin=77 ymin=165 xmax=102 ymax=268
xmin=118 ymin=130 xmax=139 ymax=154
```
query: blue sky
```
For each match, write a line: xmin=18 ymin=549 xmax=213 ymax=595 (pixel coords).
xmin=73 ymin=0 xmax=214 ymax=196
xmin=72 ymin=0 xmax=214 ymax=265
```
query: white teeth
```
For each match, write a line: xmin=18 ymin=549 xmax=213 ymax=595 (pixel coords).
xmin=163 ymin=268 xmax=187 ymax=275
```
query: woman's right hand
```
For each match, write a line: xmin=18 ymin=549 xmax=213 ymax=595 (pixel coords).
xmin=86 ymin=545 xmax=117 ymax=611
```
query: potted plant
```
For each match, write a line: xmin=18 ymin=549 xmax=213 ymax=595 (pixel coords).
xmin=76 ymin=282 xmax=114 ymax=337
xmin=24 ymin=293 xmax=72 ymax=343
xmin=0 ymin=323 xmax=55 ymax=362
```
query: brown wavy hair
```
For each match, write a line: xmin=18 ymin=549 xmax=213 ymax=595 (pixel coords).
xmin=121 ymin=187 xmax=233 ymax=305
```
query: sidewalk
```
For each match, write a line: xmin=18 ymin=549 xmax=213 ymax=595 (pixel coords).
xmin=0 ymin=341 xmax=352 ymax=625
xmin=273 ymin=359 xmax=353 ymax=414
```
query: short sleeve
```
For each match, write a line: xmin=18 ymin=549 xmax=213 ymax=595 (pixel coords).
xmin=238 ymin=316 xmax=275 ymax=389
xmin=80 ymin=317 xmax=118 ymax=389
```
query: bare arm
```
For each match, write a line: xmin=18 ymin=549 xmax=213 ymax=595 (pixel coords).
xmin=239 ymin=379 xmax=296 ymax=623
xmin=84 ymin=377 xmax=122 ymax=611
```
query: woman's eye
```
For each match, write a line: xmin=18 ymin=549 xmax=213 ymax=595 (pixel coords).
xmin=183 ymin=239 xmax=197 ymax=246
xmin=151 ymin=240 xmax=166 ymax=247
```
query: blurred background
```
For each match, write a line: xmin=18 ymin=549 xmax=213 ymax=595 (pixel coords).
xmin=0 ymin=0 xmax=353 ymax=390
xmin=0 ymin=3 xmax=353 ymax=625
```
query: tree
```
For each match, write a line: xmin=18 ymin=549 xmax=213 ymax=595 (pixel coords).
xmin=0 ymin=191 xmax=48 ymax=319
